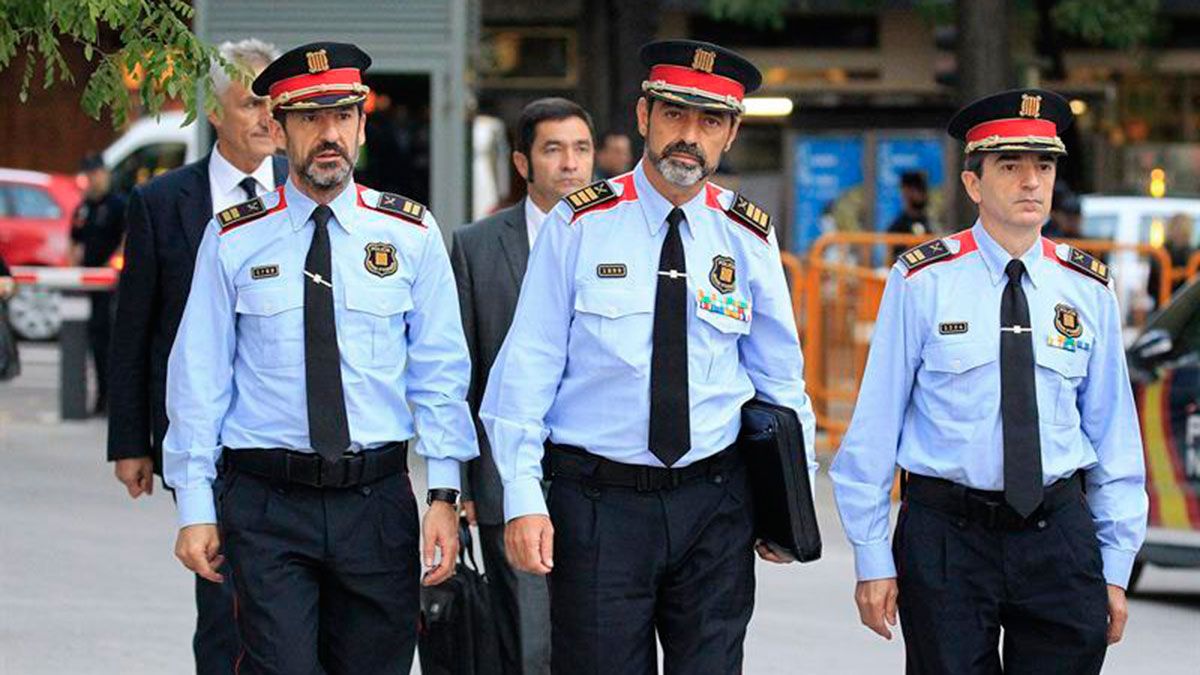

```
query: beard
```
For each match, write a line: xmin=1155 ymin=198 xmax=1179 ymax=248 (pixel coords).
xmin=648 ymin=139 xmax=712 ymax=188
xmin=300 ymin=141 xmax=353 ymax=190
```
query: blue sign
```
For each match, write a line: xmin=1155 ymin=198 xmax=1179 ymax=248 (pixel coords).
xmin=792 ymin=137 xmax=864 ymax=251
xmin=875 ymin=137 xmax=945 ymax=232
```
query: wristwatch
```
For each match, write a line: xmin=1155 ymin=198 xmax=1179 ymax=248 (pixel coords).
xmin=426 ymin=488 xmax=460 ymax=506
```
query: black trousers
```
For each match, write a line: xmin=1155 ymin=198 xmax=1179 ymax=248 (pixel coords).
xmin=895 ymin=492 xmax=1109 ymax=674
xmin=174 ymin=475 xmax=241 ymax=674
xmin=478 ymin=523 xmax=552 ymax=675
xmin=219 ymin=469 xmax=421 ymax=674
xmin=194 ymin=574 xmax=240 ymax=674
xmin=547 ymin=453 xmax=755 ymax=675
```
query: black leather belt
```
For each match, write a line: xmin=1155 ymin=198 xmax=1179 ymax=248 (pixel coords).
xmin=905 ymin=472 xmax=1083 ymax=530
xmin=546 ymin=442 xmax=738 ymax=492
xmin=223 ymin=441 xmax=408 ymax=489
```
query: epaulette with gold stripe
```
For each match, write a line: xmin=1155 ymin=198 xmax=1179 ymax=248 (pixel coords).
xmin=1056 ymin=244 xmax=1110 ymax=285
xmin=217 ymin=197 xmax=269 ymax=234
xmin=727 ymin=193 xmax=771 ymax=240
xmin=374 ymin=192 xmax=427 ymax=225
xmin=899 ymin=238 xmax=953 ymax=274
xmin=563 ymin=180 xmax=617 ymax=215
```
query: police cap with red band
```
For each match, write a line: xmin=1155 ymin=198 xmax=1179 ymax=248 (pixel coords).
xmin=640 ymin=39 xmax=762 ymax=114
xmin=252 ymin=41 xmax=371 ymax=111
xmin=947 ymin=88 xmax=1073 ymax=156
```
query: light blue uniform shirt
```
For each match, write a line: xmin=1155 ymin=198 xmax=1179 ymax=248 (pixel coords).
xmin=164 ymin=179 xmax=478 ymax=527
xmin=831 ymin=222 xmax=1147 ymax=587
xmin=480 ymin=162 xmax=817 ymax=521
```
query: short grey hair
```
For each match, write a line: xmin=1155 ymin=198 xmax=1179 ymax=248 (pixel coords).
xmin=210 ymin=39 xmax=280 ymax=97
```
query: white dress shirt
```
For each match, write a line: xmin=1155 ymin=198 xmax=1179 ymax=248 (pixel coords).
xmin=208 ymin=143 xmax=276 ymax=216
xmin=524 ymin=197 xmax=550 ymax=248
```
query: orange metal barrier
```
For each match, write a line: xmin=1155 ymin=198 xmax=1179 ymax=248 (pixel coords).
xmin=793 ymin=232 xmax=1175 ymax=452
xmin=1185 ymin=251 xmax=1200 ymax=283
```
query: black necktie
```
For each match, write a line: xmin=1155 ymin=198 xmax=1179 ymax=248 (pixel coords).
xmin=304 ymin=205 xmax=351 ymax=462
xmin=238 ymin=176 xmax=258 ymax=202
xmin=1000 ymin=259 xmax=1043 ymax=517
xmin=649 ymin=207 xmax=690 ymax=466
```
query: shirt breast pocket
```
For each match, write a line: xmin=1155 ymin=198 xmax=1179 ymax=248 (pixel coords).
xmin=695 ymin=302 xmax=750 ymax=382
xmin=572 ymin=286 xmax=654 ymax=371
xmin=1035 ymin=348 xmax=1088 ymax=427
xmin=343 ymin=286 xmax=413 ymax=368
xmin=235 ymin=285 xmax=305 ymax=369
xmin=919 ymin=340 xmax=998 ymax=421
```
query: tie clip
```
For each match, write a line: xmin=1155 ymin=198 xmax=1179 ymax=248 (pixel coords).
xmin=1000 ymin=325 xmax=1032 ymax=334
xmin=304 ymin=270 xmax=333 ymax=288
xmin=657 ymin=269 xmax=686 ymax=280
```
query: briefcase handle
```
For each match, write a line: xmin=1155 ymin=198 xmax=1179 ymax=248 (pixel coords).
xmin=458 ymin=517 xmax=482 ymax=572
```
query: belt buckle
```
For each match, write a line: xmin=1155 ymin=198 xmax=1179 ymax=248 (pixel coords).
xmin=636 ymin=467 xmax=652 ymax=492
xmin=967 ymin=496 xmax=1000 ymax=529
xmin=345 ymin=454 xmax=365 ymax=486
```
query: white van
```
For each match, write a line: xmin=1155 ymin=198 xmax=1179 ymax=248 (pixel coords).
xmin=102 ymin=110 xmax=199 ymax=196
xmin=1080 ymin=195 xmax=1200 ymax=338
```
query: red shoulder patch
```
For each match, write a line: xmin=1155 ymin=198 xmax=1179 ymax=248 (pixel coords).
xmin=219 ymin=187 xmax=286 ymax=235
xmin=901 ymin=229 xmax=976 ymax=278
xmin=357 ymin=185 xmax=427 ymax=227
xmin=569 ymin=174 xmax=637 ymax=223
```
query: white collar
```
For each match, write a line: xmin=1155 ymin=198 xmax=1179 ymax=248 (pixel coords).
xmin=524 ymin=197 xmax=550 ymax=229
xmin=210 ymin=142 xmax=275 ymax=197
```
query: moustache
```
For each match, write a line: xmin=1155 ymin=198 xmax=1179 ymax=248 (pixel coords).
xmin=661 ymin=140 xmax=706 ymax=165
xmin=308 ymin=142 xmax=349 ymax=164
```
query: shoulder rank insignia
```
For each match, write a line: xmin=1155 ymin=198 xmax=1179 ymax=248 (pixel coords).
xmin=217 ymin=197 xmax=268 ymax=234
xmin=1056 ymin=245 xmax=1109 ymax=285
xmin=900 ymin=238 xmax=953 ymax=274
xmin=727 ymin=193 xmax=771 ymax=240
xmin=564 ymin=180 xmax=617 ymax=214
xmin=374 ymin=191 xmax=426 ymax=225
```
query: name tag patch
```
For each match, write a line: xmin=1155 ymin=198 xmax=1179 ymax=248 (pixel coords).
xmin=251 ymin=264 xmax=279 ymax=280
xmin=596 ymin=263 xmax=627 ymax=279
xmin=939 ymin=321 xmax=969 ymax=335
xmin=697 ymin=290 xmax=750 ymax=322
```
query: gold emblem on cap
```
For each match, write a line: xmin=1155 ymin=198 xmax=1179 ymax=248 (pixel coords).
xmin=1020 ymin=93 xmax=1042 ymax=118
xmin=691 ymin=48 xmax=716 ymax=74
xmin=306 ymin=49 xmax=330 ymax=74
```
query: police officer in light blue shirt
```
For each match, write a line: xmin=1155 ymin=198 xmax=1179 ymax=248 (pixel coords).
xmin=164 ymin=42 xmax=476 ymax=674
xmin=831 ymin=89 xmax=1147 ymax=674
xmin=480 ymin=39 xmax=815 ymax=674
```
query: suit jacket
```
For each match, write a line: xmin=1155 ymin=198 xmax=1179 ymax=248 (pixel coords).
xmin=450 ymin=201 xmax=530 ymax=525
xmin=106 ymin=153 xmax=288 ymax=474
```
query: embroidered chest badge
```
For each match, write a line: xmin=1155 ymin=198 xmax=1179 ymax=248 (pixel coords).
xmin=1054 ymin=303 xmax=1083 ymax=338
xmin=1048 ymin=303 xmax=1090 ymax=352
xmin=709 ymin=255 xmax=736 ymax=294
xmin=697 ymin=290 xmax=750 ymax=322
xmin=364 ymin=242 xmax=398 ymax=278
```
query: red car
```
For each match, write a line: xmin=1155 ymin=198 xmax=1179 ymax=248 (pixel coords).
xmin=0 ymin=168 xmax=84 ymax=339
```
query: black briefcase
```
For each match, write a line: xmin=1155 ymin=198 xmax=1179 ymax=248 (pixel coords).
xmin=738 ymin=398 xmax=821 ymax=562
xmin=417 ymin=519 xmax=503 ymax=675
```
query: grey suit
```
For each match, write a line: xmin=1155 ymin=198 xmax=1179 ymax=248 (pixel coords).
xmin=450 ymin=200 xmax=550 ymax=675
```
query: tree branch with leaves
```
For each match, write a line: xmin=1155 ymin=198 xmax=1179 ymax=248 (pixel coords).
xmin=0 ymin=0 xmax=229 ymax=127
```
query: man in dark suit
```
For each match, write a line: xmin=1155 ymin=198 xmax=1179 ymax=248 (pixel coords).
xmin=106 ymin=38 xmax=284 ymax=675
xmin=451 ymin=97 xmax=595 ymax=675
